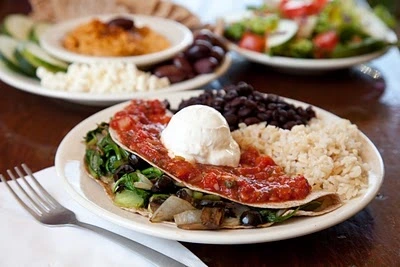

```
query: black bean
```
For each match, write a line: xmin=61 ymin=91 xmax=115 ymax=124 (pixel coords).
xmin=236 ymin=82 xmax=254 ymax=96
xmin=269 ymin=120 xmax=278 ymax=127
xmin=268 ymin=103 xmax=277 ymax=110
xmin=244 ymin=117 xmax=261 ymax=126
xmin=211 ymin=97 xmax=225 ymax=108
xmin=245 ymin=100 xmax=257 ymax=109
xmin=238 ymin=107 xmax=253 ymax=117
xmin=173 ymin=82 xmax=316 ymax=131
xmin=266 ymin=94 xmax=279 ymax=102
xmin=287 ymin=109 xmax=297 ymax=118
xmin=224 ymin=90 xmax=239 ymax=101
xmin=257 ymin=112 xmax=270 ymax=121
xmin=272 ymin=110 xmax=280 ymax=120
xmin=224 ymin=113 xmax=238 ymax=126
xmin=230 ymin=96 xmax=247 ymax=107
xmin=283 ymin=121 xmax=297 ymax=130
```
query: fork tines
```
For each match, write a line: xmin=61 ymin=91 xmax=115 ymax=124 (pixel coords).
xmin=0 ymin=164 xmax=59 ymax=218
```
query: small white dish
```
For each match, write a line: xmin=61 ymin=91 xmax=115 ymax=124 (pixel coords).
xmin=55 ymin=90 xmax=384 ymax=244
xmin=40 ymin=14 xmax=193 ymax=67
xmin=0 ymin=54 xmax=231 ymax=106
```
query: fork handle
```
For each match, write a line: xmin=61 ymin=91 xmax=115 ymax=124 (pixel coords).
xmin=72 ymin=221 xmax=186 ymax=267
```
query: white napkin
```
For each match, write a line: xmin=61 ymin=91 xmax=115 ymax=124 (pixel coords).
xmin=0 ymin=167 xmax=207 ymax=267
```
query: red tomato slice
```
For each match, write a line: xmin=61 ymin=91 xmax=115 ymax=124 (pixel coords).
xmin=280 ymin=0 xmax=328 ymax=18
xmin=313 ymin=30 xmax=339 ymax=58
xmin=238 ymin=32 xmax=265 ymax=52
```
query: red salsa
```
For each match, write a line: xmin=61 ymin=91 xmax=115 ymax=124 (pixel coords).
xmin=110 ymin=99 xmax=311 ymax=204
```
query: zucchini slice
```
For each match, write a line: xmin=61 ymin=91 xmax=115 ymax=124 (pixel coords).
xmin=16 ymin=41 xmax=68 ymax=73
xmin=2 ymin=14 xmax=34 ymax=41
xmin=29 ymin=22 xmax=51 ymax=43
xmin=0 ymin=35 xmax=24 ymax=74
xmin=14 ymin=48 xmax=37 ymax=77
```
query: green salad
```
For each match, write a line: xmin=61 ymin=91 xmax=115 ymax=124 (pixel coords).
xmin=223 ymin=0 xmax=397 ymax=59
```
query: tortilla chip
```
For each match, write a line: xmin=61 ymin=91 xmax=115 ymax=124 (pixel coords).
xmin=168 ymin=5 xmax=191 ymax=21
xmin=116 ymin=0 xmax=159 ymax=15
xmin=180 ymin=15 xmax=202 ymax=29
xmin=152 ymin=1 xmax=174 ymax=18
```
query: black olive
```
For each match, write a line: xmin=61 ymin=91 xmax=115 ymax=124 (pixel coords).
xmin=151 ymin=175 xmax=176 ymax=193
xmin=240 ymin=210 xmax=263 ymax=226
xmin=128 ymin=154 xmax=139 ymax=166
xmin=175 ymin=188 xmax=193 ymax=203
xmin=107 ymin=17 xmax=134 ymax=30
xmin=113 ymin=164 xmax=135 ymax=181
xmin=198 ymin=200 xmax=226 ymax=208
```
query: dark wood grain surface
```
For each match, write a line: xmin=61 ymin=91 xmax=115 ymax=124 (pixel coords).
xmin=1 ymin=1 xmax=399 ymax=266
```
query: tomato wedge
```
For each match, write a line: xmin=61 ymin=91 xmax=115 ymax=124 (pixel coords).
xmin=238 ymin=32 xmax=265 ymax=52
xmin=280 ymin=0 xmax=328 ymax=19
xmin=313 ymin=30 xmax=339 ymax=58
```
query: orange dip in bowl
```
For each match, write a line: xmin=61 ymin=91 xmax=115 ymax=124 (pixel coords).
xmin=63 ymin=19 xmax=171 ymax=57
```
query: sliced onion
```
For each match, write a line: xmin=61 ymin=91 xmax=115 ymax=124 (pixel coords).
xmin=133 ymin=181 xmax=152 ymax=190
xmin=150 ymin=196 xmax=195 ymax=222
xmin=136 ymin=171 xmax=153 ymax=186
xmin=174 ymin=209 xmax=202 ymax=226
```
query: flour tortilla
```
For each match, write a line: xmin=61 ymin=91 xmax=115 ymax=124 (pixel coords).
xmin=109 ymin=127 xmax=342 ymax=211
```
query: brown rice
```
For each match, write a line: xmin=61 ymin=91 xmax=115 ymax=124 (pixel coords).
xmin=232 ymin=118 xmax=369 ymax=202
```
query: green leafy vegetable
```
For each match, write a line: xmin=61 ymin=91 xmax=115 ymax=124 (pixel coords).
xmin=85 ymin=149 xmax=104 ymax=179
xmin=224 ymin=22 xmax=246 ymax=40
xmin=84 ymin=122 xmax=129 ymax=179
xmin=332 ymin=37 xmax=387 ymax=58
xmin=259 ymin=208 xmax=299 ymax=223
xmin=114 ymin=189 xmax=150 ymax=209
xmin=373 ymin=4 xmax=397 ymax=29
xmin=270 ymin=38 xmax=314 ymax=58
xmin=244 ymin=15 xmax=279 ymax=35
xmin=141 ymin=167 xmax=163 ymax=179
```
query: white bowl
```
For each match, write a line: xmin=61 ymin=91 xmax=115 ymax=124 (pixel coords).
xmin=40 ymin=14 xmax=193 ymax=67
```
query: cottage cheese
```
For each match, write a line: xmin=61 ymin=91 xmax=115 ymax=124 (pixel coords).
xmin=37 ymin=62 xmax=170 ymax=93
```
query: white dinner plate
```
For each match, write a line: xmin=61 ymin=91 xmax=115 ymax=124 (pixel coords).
xmin=55 ymin=90 xmax=384 ymax=244
xmin=223 ymin=10 xmax=398 ymax=73
xmin=40 ymin=14 xmax=193 ymax=67
xmin=0 ymin=54 xmax=231 ymax=106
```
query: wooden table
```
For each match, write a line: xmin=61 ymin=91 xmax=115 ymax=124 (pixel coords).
xmin=1 ymin=1 xmax=399 ymax=266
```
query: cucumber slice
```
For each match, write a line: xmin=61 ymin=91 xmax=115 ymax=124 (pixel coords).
xmin=29 ymin=22 xmax=51 ymax=43
xmin=17 ymin=41 xmax=68 ymax=72
xmin=0 ymin=35 xmax=24 ymax=73
xmin=14 ymin=48 xmax=37 ymax=77
xmin=114 ymin=189 xmax=148 ymax=209
xmin=267 ymin=19 xmax=298 ymax=48
xmin=2 ymin=14 xmax=34 ymax=41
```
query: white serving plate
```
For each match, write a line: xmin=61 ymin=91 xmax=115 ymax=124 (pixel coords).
xmin=55 ymin=90 xmax=384 ymax=244
xmin=0 ymin=54 xmax=231 ymax=106
xmin=223 ymin=10 xmax=398 ymax=73
xmin=40 ymin=14 xmax=193 ymax=67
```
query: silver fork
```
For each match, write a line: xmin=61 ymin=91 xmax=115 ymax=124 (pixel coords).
xmin=0 ymin=164 xmax=185 ymax=267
